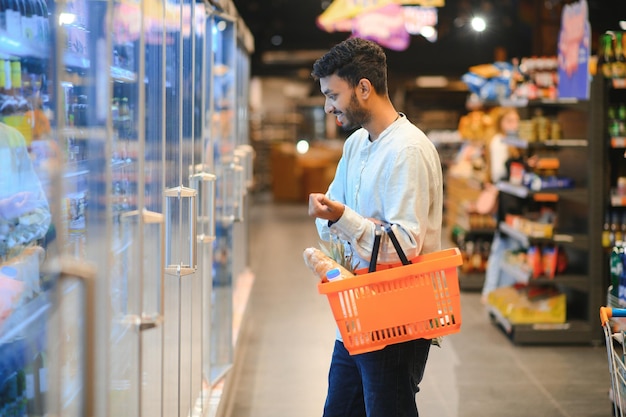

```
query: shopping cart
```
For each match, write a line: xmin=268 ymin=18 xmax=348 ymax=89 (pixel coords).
xmin=600 ymin=306 xmax=626 ymax=416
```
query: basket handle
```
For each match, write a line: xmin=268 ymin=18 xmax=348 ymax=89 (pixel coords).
xmin=368 ymin=223 xmax=412 ymax=273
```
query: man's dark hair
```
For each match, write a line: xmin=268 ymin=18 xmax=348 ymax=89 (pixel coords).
xmin=311 ymin=37 xmax=388 ymax=96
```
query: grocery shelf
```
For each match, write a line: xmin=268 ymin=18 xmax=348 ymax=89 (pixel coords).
xmin=487 ymin=97 xmax=588 ymax=111
xmin=487 ymin=305 xmax=595 ymax=344
xmin=499 ymin=222 xmax=588 ymax=250
xmin=496 ymin=181 xmax=530 ymax=198
xmin=0 ymin=32 xmax=48 ymax=59
xmin=498 ymin=222 xmax=552 ymax=246
xmin=503 ymin=137 xmax=588 ymax=149
xmin=610 ymin=137 xmax=626 ymax=148
xmin=497 ymin=181 xmax=586 ymax=201
xmin=612 ymin=78 xmax=626 ymax=89
xmin=487 ymin=75 xmax=607 ymax=346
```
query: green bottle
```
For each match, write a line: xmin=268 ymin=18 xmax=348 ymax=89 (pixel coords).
xmin=610 ymin=241 xmax=623 ymax=299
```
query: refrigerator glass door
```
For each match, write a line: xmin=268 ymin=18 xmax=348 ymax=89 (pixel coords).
xmin=54 ymin=0 xmax=141 ymax=414
xmin=161 ymin=1 xmax=205 ymax=415
xmin=0 ymin=14 xmax=55 ymax=410
xmin=207 ymin=10 xmax=236 ymax=386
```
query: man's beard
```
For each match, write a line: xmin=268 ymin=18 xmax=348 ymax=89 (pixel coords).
xmin=338 ymin=92 xmax=370 ymax=131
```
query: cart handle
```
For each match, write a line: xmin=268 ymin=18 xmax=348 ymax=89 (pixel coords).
xmin=600 ymin=306 xmax=626 ymax=325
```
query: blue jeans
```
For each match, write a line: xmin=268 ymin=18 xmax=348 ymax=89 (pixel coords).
xmin=323 ymin=338 xmax=431 ymax=417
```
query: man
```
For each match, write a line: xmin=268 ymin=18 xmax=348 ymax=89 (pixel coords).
xmin=308 ymin=38 xmax=443 ymax=417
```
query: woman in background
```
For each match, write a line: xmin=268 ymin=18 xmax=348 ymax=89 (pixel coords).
xmin=481 ymin=107 xmax=524 ymax=302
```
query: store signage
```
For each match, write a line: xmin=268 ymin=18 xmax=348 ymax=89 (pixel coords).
xmin=352 ymin=4 xmax=409 ymax=51
xmin=557 ymin=0 xmax=590 ymax=100
xmin=318 ymin=0 xmax=441 ymax=50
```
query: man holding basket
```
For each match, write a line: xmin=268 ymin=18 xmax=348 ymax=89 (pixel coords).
xmin=308 ymin=37 xmax=444 ymax=417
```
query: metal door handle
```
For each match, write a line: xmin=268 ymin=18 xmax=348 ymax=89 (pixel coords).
xmin=120 ymin=209 xmax=165 ymax=330
xmin=58 ymin=257 xmax=97 ymax=417
xmin=189 ymin=172 xmax=217 ymax=243
xmin=164 ymin=186 xmax=197 ymax=277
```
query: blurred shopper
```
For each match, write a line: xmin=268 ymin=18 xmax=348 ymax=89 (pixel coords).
xmin=481 ymin=107 xmax=524 ymax=302
xmin=0 ymin=123 xmax=51 ymax=258
xmin=308 ymin=37 xmax=443 ymax=417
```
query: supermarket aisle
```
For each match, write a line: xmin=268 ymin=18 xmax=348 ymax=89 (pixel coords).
xmin=226 ymin=194 xmax=611 ymax=417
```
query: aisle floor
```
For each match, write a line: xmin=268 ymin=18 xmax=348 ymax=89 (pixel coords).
xmin=227 ymin=195 xmax=612 ymax=417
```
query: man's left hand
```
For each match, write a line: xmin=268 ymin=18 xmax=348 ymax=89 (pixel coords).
xmin=308 ymin=193 xmax=344 ymax=222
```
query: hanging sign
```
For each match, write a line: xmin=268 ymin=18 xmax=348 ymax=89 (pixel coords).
xmin=352 ymin=4 xmax=410 ymax=51
xmin=317 ymin=0 xmax=443 ymax=33
xmin=557 ymin=0 xmax=591 ymax=100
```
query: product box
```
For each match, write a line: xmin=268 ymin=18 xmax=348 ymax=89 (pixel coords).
xmin=488 ymin=286 xmax=566 ymax=324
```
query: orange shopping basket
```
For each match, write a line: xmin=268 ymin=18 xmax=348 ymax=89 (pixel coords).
xmin=317 ymin=224 xmax=463 ymax=355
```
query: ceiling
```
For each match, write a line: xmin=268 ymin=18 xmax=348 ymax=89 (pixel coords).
xmin=232 ymin=0 xmax=623 ymax=81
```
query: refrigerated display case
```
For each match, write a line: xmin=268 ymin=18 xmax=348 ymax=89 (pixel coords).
xmin=0 ymin=0 xmax=253 ymax=416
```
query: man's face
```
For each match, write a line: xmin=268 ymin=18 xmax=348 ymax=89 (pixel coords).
xmin=320 ymin=74 xmax=370 ymax=131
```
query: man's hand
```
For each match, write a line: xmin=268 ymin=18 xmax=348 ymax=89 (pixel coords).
xmin=308 ymin=193 xmax=345 ymax=222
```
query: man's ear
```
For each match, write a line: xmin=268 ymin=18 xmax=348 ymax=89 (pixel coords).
xmin=357 ymin=78 xmax=372 ymax=99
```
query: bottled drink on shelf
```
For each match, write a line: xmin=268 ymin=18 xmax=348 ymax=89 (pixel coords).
xmin=0 ymin=59 xmax=5 ymax=95
xmin=34 ymin=0 xmax=49 ymax=42
xmin=11 ymin=59 xmax=21 ymax=94
xmin=5 ymin=0 xmax=22 ymax=40
xmin=618 ymin=103 xmax=626 ymax=137
xmin=21 ymin=0 xmax=35 ymax=41
xmin=599 ymin=33 xmax=616 ymax=79
xmin=613 ymin=32 xmax=626 ymax=79
xmin=0 ymin=0 xmax=7 ymax=32
xmin=612 ymin=211 xmax=623 ymax=246
xmin=603 ymin=210 xmax=612 ymax=248
xmin=611 ymin=241 xmax=623 ymax=299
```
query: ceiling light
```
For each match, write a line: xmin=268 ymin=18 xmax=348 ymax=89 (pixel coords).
xmin=296 ymin=140 xmax=309 ymax=154
xmin=471 ymin=16 xmax=486 ymax=32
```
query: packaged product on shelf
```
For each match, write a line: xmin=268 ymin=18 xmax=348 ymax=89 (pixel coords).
xmin=488 ymin=285 xmax=566 ymax=324
xmin=527 ymin=245 xmax=543 ymax=278
xmin=542 ymin=246 xmax=558 ymax=279
xmin=0 ymin=266 xmax=25 ymax=327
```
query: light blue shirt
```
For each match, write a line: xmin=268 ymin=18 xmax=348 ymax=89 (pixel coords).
xmin=316 ymin=113 xmax=443 ymax=271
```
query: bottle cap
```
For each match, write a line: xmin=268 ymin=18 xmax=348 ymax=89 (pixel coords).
xmin=0 ymin=266 xmax=18 ymax=279
xmin=326 ymin=268 xmax=341 ymax=281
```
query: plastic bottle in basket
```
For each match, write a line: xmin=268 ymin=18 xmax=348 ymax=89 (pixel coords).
xmin=326 ymin=268 xmax=342 ymax=281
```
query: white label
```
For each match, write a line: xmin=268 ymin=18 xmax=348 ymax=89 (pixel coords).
xmin=6 ymin=10 xmax=21 ymax=37
xmin=22 ymin=15 xmax=36 ymax=40
xmin=25 ymin=373 xmax=35 ymax=399
xmin=39 ymin=366 xmax=48 ymax=392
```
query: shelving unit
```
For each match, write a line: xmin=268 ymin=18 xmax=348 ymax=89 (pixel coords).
xmin=603 ymin=77 xmax=626 ymax=315
xmin=486 ymin=75 xmax=606 ymax=345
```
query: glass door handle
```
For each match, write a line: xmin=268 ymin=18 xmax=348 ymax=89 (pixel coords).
xmin=230 ymin=159 xmax=245 ymax=222
xmin=235 ymin=144 xmax=255 ymax=190
xmin=164 ymin=186 xmax=198 ymax=277
xmin=189 ymin=172 xmax=217 ymax=243
xmin=58 ymin=257 xmax=97 ymax=417
xmin=120 ymin=209 xmax=165 ymax=331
